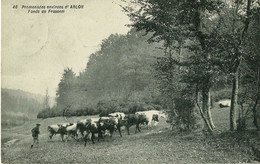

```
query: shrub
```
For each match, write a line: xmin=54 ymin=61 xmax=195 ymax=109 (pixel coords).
xmin=172 ymin=92 xmax=201 ymax=131
xmin=151 ymin=104 xmax=162 ymax=110
xmin=212 ymin=88 xmax=232 ymax=102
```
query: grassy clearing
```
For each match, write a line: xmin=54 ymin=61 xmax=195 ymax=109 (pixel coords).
xmin=2 ymin=107 xmax=259 ymax=163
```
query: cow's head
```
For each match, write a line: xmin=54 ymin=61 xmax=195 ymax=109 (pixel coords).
xmin=159 ymin=111 xmax=168 ymax=118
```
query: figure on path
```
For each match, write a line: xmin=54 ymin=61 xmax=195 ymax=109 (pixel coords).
xmin=31 ymin=123 xmax=40 ymax=148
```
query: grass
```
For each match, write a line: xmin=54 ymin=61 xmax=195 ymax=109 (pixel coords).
xmin=1 ymin=107 xmax=259 ymax=164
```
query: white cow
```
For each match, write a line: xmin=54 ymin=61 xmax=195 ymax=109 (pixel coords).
xmin=109 ymin=112 xmax=126 ymax=120
xmin=218 ymin=99 xmax=231 ymax=108
xmin=136 ymin=110 xmax=167 ymax=128
xmin=65 ymin=123 xmax=78 ymax=141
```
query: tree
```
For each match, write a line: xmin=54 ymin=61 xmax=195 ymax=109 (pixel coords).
xmin=237 ymin=8 xmax=260 ymax=130
xmin=122 ymin=0 xmax=225 ymax=133
xmin=56 ymin=68 xmax=76 ymax=111
xmin=208 ymin=0 xmax=259 ymax=130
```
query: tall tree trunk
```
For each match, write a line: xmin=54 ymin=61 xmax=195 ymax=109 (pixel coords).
xmin=230 ymin=68 xmax=239 ymax=131
xmin=252 ymin=68 xmax=259 ymax=130
xmin=207 ymin=91 xmax=215 ymax=129
xmin=193 ymin=0 xmax=214 ymax=133
xmin=252 ymin=99 xmax=259 ymax=130
xmin=196 ymin=85 xmax=213 ymax=133
xmin=229 ymin=0 xmax=251 ymax=131
xmin=202 ymin=85 xmax=215 ymax=130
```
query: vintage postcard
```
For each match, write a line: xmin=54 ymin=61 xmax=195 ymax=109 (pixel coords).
xmin=2 ymin=0 xmax=260 ymax=163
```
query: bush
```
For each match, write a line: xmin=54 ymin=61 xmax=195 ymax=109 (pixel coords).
xmin=172 ymin=93 xmax=201 ymax=131
xmin=2 ymin=112 xmax=30 ymax=127
xmin=37 ymin=97 xmax=165 ymax=119
xmin=151 ymin=104 xmax=162 ymax=110
xmin=128 ymin=102 xmax=147 ymax=113
xmin=212 ymin=88 xmax=232 ymax=102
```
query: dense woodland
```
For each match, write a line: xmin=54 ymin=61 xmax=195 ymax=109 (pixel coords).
xmin=38 ymin=30 xmax=165 ymax=118
xmin=38 ymin=0 xmax=260 ymax=133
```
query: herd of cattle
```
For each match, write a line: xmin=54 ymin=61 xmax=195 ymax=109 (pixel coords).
xmin=47 ymin=110 xmax=167 ymax=146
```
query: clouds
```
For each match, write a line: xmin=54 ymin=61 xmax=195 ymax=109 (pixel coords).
xmin=2 ymin=0 xmax=130 ymax=96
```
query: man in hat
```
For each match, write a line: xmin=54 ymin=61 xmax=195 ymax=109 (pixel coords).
xmin=31 ymin=123 xmax=40 ymax=148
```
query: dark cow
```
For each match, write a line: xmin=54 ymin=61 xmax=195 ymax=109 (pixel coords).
xmin=98 ymin=117 xmax=117 ymax=138
xmin=47 ymin=123 xmax=73 ymax=141
xmin=76 ymin=117 xmax=118 ymax=146
xmin=122 ymin=114 xmax=148 ymax=135
xmin=76 ymin=119 xmax=89 ymax=138
xmin=107 ymin=113 xmax=124 ymax=136
xmin=84 ymin=118 xmax=101 ymax=145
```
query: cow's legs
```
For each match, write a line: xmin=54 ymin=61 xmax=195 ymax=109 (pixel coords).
xmin=65 ymin=133 xmax=70 ymax=142
xmin=91 ymin=132 xmax=95 ymax=144
xmin=84 ymin=134 xmax=88 ymax=146
xmin=49 ymin=133 xmax=54 ymax=139
xmin=110 ymin=129 xmax=114 ymax=138
xmin=61 ymin=134 xmax=65 ymax=142
xmin=99 ymin=131 xmax=103 ymax=140
xmin=136 ymin=124 xmax=141 ymax=133
xmin=147 ymin=121 xmax=151 ymax=129
xmin=117 ymin=125 xmax=122 ymax=137
xmin=154 ymin=121 xmax=159 ymax=127
xmin=75 ymin=132 xmax=79 ymax=141
xmin=84 ymin=132 xmax=90 ymax=146
xmin=126 ymin=126 xmax=130 ymax=135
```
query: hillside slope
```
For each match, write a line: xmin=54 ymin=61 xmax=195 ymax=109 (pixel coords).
xmin=1 ymin=88 xmax=55 ymax=128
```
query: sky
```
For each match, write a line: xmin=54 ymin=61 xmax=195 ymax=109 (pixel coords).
xmin=2 ymin=0 xmax=131 ymax=97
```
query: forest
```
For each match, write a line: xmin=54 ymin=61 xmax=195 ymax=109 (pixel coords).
xmin=38 ymin=0 xmax=260 ymax=134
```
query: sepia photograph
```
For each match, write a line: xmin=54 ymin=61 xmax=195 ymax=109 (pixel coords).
xmin=1 ymin=0 xmax=260 ymax=163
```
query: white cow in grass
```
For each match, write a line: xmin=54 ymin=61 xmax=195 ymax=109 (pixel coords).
xmin=218 ymin=99 xmax=231 ymax=108
xmin=109 ymin=112 xmax=126 ymax=120
xmin=135 ymin=110 xmax=167 ymax=128
xmin=65 ymin=123 xmax=78 ymax=141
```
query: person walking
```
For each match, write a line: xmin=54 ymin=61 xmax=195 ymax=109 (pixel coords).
xmin=31 ymin=123 xmax=40 ymax=148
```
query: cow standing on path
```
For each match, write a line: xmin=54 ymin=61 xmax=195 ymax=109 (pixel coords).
xmin=76 ymin=117 xmax=118 ymax=146
xmin=47 ymin=123 xmax=73 ymax=141
xmin=83 ymin=118 xmax=103 ymax=145
xmin=63 ymin=123 xmax=78 ymax=142
xmin=136 ymin=110 xmax=167 ymax=128
xmin=122 ymin=114 xmax=148 ymax=135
